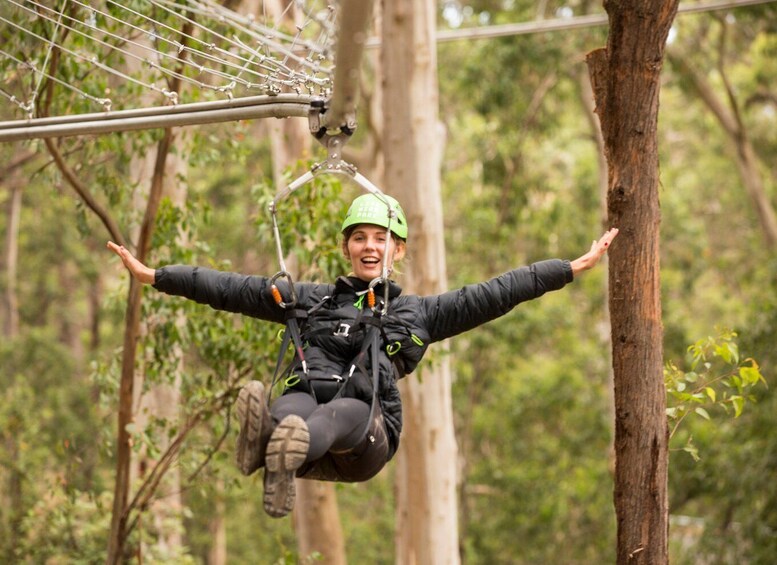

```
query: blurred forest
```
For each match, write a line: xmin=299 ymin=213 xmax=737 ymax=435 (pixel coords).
xmin=1 ymin=1 xmax=776 ymax=563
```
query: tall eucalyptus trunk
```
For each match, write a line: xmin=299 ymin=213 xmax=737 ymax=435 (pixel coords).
xmin=381 ymin=1 xmax=460 ymax=563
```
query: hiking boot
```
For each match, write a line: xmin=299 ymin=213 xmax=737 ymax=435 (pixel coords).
xmin=235 ymin=380 xmax=272 ymax=476
xmin=263 ymin=415 xmax=310 ymax=518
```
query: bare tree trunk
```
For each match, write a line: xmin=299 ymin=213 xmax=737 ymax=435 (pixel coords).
xmin=294 ymin=481 xmax=347 ymax=563
xmin=2 ymin=182 xmax=21 ymax=339
xmin=268 ymin=108 xmax=350 ymax=563
xmin=667 ymin=50 xmax=777 ymax=249
xmin=1 ymin=159 xmax=25 ymax=558
xmin=251 ymin=4 xmax=347 ymax=560
xmin=105 ymin=15 xmax=195 ymax=559
xmin=585 ymin=1 xmax=678 ymax=563
xmin=0 ymin=151 xmax=35 ymax=339
xmin=129 ymin=140 xmax=189 ymax=557
xmin=268 ymin=108 xmax=348 ymax=565
xmin=381 ymin=1 xmax=460 ymax=564
xmin=207 ymin=478 xmax=227 ymax=565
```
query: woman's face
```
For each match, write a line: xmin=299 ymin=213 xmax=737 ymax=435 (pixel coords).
xmin=343 ymin=224 xmax=406 ymax=282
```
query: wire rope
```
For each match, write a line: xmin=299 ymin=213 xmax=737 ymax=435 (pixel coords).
xmin=1 ymin=0 xmax=335 ymax=117
xmin=15 ymin=0 xmax=310 ymax=89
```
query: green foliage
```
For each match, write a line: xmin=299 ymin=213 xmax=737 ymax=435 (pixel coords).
xmin=0 ymin=331 xmax=102 ymax=562
xmin=666 ymin=329 xmax=767 ymax=461
xmin=16 ymin=488 xmax=111 ymax=564
xmin=253 ymin=168 xmax=350 ymax=281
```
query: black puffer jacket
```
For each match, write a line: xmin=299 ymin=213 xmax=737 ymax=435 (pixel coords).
xmin=153 ymin=258 xmax=573 ymax=458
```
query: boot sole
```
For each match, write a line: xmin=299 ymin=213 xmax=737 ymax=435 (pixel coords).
xmin=263 ymin=415 xmax=310 ymax=518
xmin=235 ymin=381 xmax=268 ymax=476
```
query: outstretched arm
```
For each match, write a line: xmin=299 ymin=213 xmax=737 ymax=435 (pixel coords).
xmin=107 ymin=241 xmax=155 ymax=285
xmin=570 ymin=228 xmax=619 ymax=277
xmin=417 ymin=228 xmax=618 ymax=344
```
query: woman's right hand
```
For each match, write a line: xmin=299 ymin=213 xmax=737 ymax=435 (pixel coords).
xmin=107 ymin=241 xmax=155 ymax=285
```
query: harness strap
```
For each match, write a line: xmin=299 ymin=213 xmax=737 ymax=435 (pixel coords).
xmin=337 ymin=309 xmax=385 ymax=439
xmin=366 ymin=321 xmax=381 ymax=440
xmin=268 ymin=308 xmax=310 ymax=403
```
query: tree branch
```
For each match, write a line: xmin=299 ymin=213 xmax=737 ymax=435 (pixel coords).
xmin=714 ymin=16 xmax=744 ymax=135
xmin=0 ymin=151 xmax=39 ymax=180
xmin=666 ymin=50 xmax=739 ymax=137
xmin=37 ymin=23 xmax=127 ymax=247
xmin=43 ymin=139 xmax=128 ymax=246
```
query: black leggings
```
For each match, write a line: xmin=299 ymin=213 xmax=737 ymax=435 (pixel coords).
xmin=270 ymin=392 xmax=390 ymax=482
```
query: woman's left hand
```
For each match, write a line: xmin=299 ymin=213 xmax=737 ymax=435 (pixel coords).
xmin=107 ymin=241 xmax=156 ymax=284
xmin=570 ymin=228 xmax=619 ymax=276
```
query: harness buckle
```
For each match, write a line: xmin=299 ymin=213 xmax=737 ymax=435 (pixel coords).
xmin=334 ymin=323 xmax=351 ymax=337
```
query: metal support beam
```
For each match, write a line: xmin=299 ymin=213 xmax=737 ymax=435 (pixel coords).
xmin=0 ymin=94 xmax=312 ymax=142
xmin=322 ymin=0 xmax=374 ymax=133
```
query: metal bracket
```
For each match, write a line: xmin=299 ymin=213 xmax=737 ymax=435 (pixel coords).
xmin=308 ymin=97 xmax=355 ymax=139
xmin=311 ymin=134 xmax=357 ymax=177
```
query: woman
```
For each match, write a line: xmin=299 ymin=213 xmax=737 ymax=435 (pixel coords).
xmin=108 ymin=193 xmax=618 ymax=518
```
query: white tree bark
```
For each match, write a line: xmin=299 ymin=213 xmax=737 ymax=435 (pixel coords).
xmin=381 ymin=1 xmax=460 ymax=563
xmin=2 ymin=182 xmax=21 ymax=339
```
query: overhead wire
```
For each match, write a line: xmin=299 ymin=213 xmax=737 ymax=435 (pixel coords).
xmin=430 ymin=0 xmax=777 ymax=44
xmin=1 ymin=0 xmax=336 ymax=117
xmin=5 ymin=0 xmax=253 ymax=102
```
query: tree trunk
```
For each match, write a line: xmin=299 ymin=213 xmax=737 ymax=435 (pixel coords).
xmin=268 ymin=110 xmax=348 ymax=565
xmin=207 ymin=478 xmax=227 ymax=565
xmin=294 ymin=481 xmax=347 ymax=563
xmin=381 ymin=1 xmax=460 ymax=564
xmin=577 ymin=67 xmax=616 ymax=475
xmin=129 ymin=140 xmax=189 ymax=557
xmin=0 ymin=151 xmax=35 ymax=339
xmin=2 ymin=182 xmax=21 ymax=339
xmin=667 ymin=51 xmax=777 ymax=249
xmin=1 ymin=160 xmax=24 ymax=558
xmin=274 ymin=110 xmax=349 ymax=562
xmin=106 ymin=16 xmax=195 ymax=559
xmin=586 ymin=1 xmax=678 ymax=563
xmin=107 ymin=127 xmax=175 ymax=564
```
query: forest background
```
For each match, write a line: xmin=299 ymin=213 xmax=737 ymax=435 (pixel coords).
xmin=0 ymin=0 xmax=775 ymax=563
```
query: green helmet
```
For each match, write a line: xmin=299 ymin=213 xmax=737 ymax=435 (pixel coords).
xmin=341 ymin=193 xmax=408 ymax=240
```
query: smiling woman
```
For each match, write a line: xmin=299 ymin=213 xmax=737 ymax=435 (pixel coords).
xmin=343 ymin=224 xmax=406 ymax=280
xmin=107 ymin=192 xmax=617 ymax=519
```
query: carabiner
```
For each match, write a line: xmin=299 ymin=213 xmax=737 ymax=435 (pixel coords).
xmin=368 ymin=276 xmax=389 ymax=315
xmin=270 ymin=271 xmax=297 ymax=309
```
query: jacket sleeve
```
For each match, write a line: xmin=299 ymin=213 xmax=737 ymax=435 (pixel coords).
xmin=153 ymin=265 xmax=286 ymax=323
xmin=419 ymin=259 xmax=574 ymax=343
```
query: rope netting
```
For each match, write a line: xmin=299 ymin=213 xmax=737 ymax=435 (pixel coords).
xmin=0 ymin=0 xmax=338 ymax=138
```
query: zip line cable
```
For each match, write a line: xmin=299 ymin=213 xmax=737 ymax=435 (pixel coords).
xmin=430 ymin=0 xmax=776 ymax=44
